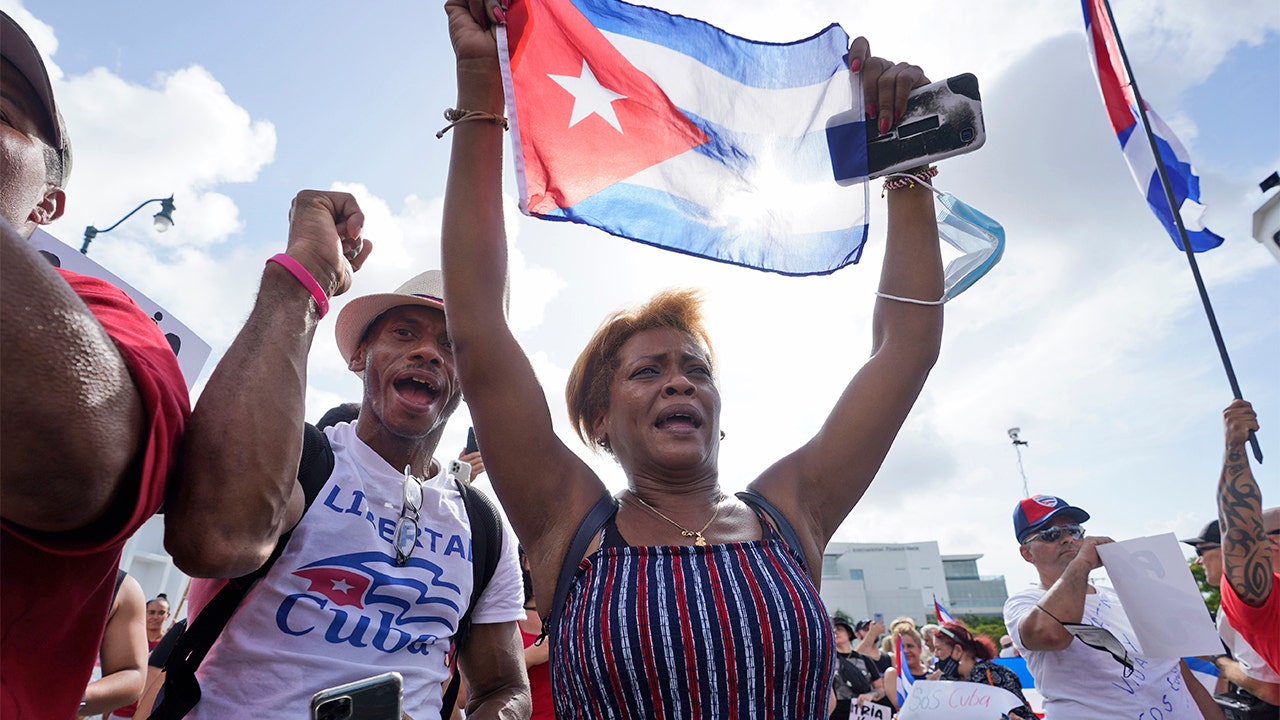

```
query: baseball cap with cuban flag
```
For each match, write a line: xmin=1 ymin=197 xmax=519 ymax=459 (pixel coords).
xmin=1013 ymin=495 xmax=1091 ymax=544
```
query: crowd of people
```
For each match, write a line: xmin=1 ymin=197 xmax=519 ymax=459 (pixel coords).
xmin=2 ymin=3 xmax=1276 ymax=720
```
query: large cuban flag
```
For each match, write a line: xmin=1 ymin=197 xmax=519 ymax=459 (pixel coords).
xmin=1081 ymin=0 xmax=1223 ymax=253
xmin=497 ymin=0 xmax=868 ymax=275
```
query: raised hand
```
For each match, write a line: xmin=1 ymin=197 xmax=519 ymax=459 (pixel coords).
xmin=446 ymin=0 xmax=504 ymax=66
xmin=285 ymin=190 xmax=371 ymax=299
xmin=1223 ymin=399 xmax=1259 ymax=448
xmin=847 ymin=36 xmax=930 ymax=137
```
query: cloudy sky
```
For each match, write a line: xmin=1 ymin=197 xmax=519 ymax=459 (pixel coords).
xmin=9 ymin=0 xmax=1278 ymax=594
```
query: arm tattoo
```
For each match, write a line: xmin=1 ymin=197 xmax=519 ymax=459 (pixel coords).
xmin=1218 ymin=448 xmax=1272 ymax=606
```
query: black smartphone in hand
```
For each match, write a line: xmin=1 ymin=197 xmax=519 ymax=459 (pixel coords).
xmin=311 ymin=672 xmax=402 ymax=720
xmin=465 ymin=427 xmax=479 ymax=455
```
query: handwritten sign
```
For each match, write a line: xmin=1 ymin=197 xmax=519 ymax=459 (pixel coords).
xmin=30 ymin=228 xmax=211 ymax=390
xmin=1097 ymin=533 xmax=1223 ymax=657
xmin=896 ymin=680 xmax=1022 ymax=720
xmin=848 ymin=701 xmax=890 ymax=720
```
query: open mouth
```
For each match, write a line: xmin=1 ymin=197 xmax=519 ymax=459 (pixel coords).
xmin=655 ymin=407 xmax=703 ymax=430
xmin=393 ymin=373 xmax=441 ymax=405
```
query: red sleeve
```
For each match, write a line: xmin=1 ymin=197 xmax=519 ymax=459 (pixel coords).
xmin=1219 ymin=571 xmax=1280 ymax=674
xmin=15 ymin=270 xmax=190 ymax=554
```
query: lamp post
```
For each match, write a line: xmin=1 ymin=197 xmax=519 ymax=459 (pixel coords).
xmin=1007 ymin=427 xmax=1030 ymax=497
xmin=81 ymin=195 xmax=176 ymax=254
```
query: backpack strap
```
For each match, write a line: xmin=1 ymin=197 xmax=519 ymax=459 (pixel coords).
xmin=544 ymin=493 xmax=617 ymax=652
xmin=735 ymin=489 xmax=809 ymax=574
xmin=150 ymin=424 xmax=334 ymax=720
xmin=439 ymin=479 xmax=504 ymax=719
xmin=111 ymin=568 xmax=127 ymax=606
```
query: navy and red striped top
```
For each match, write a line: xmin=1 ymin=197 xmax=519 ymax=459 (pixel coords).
xmin=551 ymin=507 xmax=835 ymax=718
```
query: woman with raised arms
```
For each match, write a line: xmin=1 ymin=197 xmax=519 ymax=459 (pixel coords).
xmin=441 ymin=0 xmax=944 ymax=715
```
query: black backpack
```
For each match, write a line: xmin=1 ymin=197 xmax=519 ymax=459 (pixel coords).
xmin=151 ymin=424 xmax=503 ymax=719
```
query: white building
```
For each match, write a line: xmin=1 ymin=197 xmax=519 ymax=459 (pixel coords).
xmin=819 ymin=541 xmax=949 ymax=624
xmin=819 ymin=542 xmax=1008 ymax=624
xmin=119 ymin=514 xmax=191 ymax=620
xmin=940 ymin=553 xmax=1010 ymax=617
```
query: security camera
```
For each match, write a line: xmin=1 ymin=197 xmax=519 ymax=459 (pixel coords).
xmin=1007 ymin=427 xmax=1021 ymax=441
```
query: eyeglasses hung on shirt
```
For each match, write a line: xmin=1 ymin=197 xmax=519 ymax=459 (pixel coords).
xmin=394 ymin=465 xmax=425 ymax=565
xmin=1058 ymin=621 xmax=1135 ymax=675
xmin=1021 ymin=523 xmax=1086 ymax=545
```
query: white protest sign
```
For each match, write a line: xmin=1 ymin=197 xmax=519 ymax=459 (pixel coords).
xmin=1097 ymin=532 xmax=1223 ymax=657
xmin=848 ymin=700 xmax=890 ymax=720
xmin=30 ymin=228 xmax=211 ymax=390
xmin=896 ymin=680 xmax=1023 ymax=720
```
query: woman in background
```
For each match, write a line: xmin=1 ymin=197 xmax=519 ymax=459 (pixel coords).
xmin=882 ymin=616 xmax=929 ymax=711
xmin=929 ymin=621 xmax=1036 ymax=719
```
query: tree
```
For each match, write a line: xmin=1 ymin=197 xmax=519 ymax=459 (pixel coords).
xmin=960 ymin=615 xmax=1009 ymax=645
xmin=1189 ymin=557 xmax=1220 ymax=614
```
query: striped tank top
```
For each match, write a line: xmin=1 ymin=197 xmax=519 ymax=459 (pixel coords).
xmin=551 ymin=504 xmax=835 ymax=718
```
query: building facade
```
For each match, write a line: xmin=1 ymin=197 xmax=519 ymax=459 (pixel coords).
xmin=819 ymin=542 xmax=1008 ymax=624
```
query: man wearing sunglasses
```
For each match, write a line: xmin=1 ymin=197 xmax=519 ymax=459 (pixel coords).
xmin=1182 ymin=519 xmax=1280 ymax=708
xmin=1002 ymin=495 xmax=1224 ymax=719
xmin=166 ymin=192 xmax=528 ymax=718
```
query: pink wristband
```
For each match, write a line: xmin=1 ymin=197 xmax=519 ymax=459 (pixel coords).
xmin=266 ymin=253 xmax=330 ymax=318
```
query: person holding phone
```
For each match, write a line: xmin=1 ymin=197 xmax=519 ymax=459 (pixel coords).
xmin=440 ymin=1 xmax=944 ymax=715
xmin=164 ymin=200 xmax=528 ymax=718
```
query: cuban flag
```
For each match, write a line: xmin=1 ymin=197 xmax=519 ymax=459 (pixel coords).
xmin=1081 ymin=0 xmax=1223 ymax=253
xmin=497 ymin=0 xmax=869 ymax=276
xmin=933 ymin=595 xmax=956 ymax=625
xmin=894 ymin=633 xmax=915 ymax=706
xmin=1183 ymin=656 xmax=1219 ymax=695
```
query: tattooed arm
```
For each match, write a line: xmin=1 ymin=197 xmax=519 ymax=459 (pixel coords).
xmin=1217 ymin=399 xmax=1270 ymax=607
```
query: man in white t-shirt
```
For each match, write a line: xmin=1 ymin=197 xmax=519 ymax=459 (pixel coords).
xmin=165 ymin=191 xmax=529 ymax=718
xmin=1002 ymin=494 xmax=1224 ymax=720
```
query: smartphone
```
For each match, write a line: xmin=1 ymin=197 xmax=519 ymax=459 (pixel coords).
xmin=464 ymin=426 xmax=479 ymax=455
xmin=310 ymin=672 xmax=402 ymax=720
xmin=826 ymin=73 xmax=985 ymax=183
xmin=873 ymin=612 xmax=884 ymax=625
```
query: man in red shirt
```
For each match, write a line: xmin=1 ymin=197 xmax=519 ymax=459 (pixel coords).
xmin=0 ymin=12 xmax=189 ymax=718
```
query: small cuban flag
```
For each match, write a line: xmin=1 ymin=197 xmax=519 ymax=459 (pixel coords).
xmin=933 ymin=595 xmax=956 ymax=625
xmin=1081 ymin=0 xmax=1223 ymax=253
xmin=894 ymin=633 xmax=915 ymax=707
xmin=497 ymin=0 xmax=870 ymax=276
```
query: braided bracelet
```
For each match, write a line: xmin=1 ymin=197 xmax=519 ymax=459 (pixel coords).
xmin=876 ymin=291 xmax=944 ymax=306
xmin=881 ymin=165 xmax=939 ymax=196
xmin=266 ymin=253 xmax=329 ymax=318
xmin=436 ymin=108 xmax=510 ymax=138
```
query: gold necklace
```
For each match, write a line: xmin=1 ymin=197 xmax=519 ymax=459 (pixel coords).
xmin=627 ymin=490 xmax=726 ymax=547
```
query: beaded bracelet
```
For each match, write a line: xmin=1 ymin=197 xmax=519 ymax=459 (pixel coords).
xmin=266 ymin=253 xmax=329 ymax=318
xmin=436 ymin=108 xmax=510 ymax=138
xmin=881 ymin=165 xmax=939 ymax=196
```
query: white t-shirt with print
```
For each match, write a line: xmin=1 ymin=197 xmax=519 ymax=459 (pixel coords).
xmin=190 ymin=422 xmax=524 ymax=719
xmin=1004 ymin=584 xmax=1200 ymax=720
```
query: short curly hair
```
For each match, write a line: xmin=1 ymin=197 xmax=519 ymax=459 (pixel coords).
xmin=565 ymin=289 xmax=714 ymax=452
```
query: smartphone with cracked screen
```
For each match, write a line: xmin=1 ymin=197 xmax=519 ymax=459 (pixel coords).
xmin=827 ymin=73 xmax=985 ymax=183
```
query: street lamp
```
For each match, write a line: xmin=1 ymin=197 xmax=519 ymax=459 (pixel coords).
xmin=81 ymin=195 xmax=177 ymax=254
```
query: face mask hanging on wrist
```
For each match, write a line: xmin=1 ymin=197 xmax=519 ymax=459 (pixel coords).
xmin=877 ymin=176 xmax=1006 ymax=305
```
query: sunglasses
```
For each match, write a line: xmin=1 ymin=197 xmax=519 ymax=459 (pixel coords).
xmin=393 ymin=465 xmax=424 ymax=565
xmin=1022 ymin=523 xmax=1085 ymax=545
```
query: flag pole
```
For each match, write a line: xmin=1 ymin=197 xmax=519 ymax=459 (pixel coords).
xmin=1099 ymin=0 xmax=1262 ymax=462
